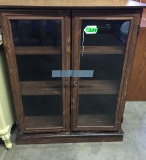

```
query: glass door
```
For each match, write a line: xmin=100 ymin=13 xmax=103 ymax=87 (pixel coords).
xmin=72 ymin=11 xmax=134 ymax=131
xmin=2 ymin=11 xmax=70 ymax=132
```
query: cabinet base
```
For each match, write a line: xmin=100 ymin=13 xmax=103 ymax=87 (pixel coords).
xmin=16 ymin=131 xmax=123 ymax=144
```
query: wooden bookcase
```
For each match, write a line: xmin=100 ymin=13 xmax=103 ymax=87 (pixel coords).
xmin=0 ymin=0 xmax=145 ymax=144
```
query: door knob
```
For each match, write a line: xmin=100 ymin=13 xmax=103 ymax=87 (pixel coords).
xmin=64 ymin=81 xmax=69 ymax=87
xmin=73 ymin=81 xmax=77 ymax=86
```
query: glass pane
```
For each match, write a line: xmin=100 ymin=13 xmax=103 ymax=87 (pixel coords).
xmin=11 ymin=20 xmax=61 ymax=46
xmin=78 ymin=20 xmax=130 ymax=127
xmin=80 ymin=54 xmax=124 ymax=80
xmin=78 ymin=95 xmax=116 ymax=126
xmin=23 ymin=95 xmax=63 ymax=128
xmin=10 ymin=19 xmax=63 ymax=129
xmin=16 ymin=55 xmax=62 ymax=81
xmin=81 ymin=20 xmax=129 ymax=46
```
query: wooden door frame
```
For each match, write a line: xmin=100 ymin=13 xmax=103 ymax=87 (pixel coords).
xmin=1 ymin=10 xmax=71 ymax=133
xmin=71 ymin=10 xmax=141 ymax=131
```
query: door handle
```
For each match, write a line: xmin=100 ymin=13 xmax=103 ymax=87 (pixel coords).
xmin=64 ymin=81 xmax=69 ymax=87
xmin=73 ymin=81 xmax=77 ymax=86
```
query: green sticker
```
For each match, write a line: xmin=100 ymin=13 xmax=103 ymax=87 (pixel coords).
xmin=84 ymin=26 xmax=98 ymax=34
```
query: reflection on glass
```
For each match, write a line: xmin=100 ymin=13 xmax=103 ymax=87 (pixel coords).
xmin=81 ymin=20 xmax=130 ymax=46
xmin=16 ymin=55 xmax=62 ymax=81
xmin=11 ymin=20 xmax=61 ymax=46
xmin=78 ymin=95 xmax=117 ymax=126
xmin=10 ymin=20 xmax=63 ymax=129
xmin=23 ymin=95 xmax=63 ymax=128
xmin=80 ymin=54 xmax=124 ymax=80
xmin=23 ymin=95 xmax=62 ymax=116
xmin=78 ymin=20 xmax=130 ymax=127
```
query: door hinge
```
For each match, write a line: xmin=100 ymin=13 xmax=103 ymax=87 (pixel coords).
xmin=137 ymin=25 xmax=140 ymax=36
xmin=0 ymin=26 xmax=3 ymax=45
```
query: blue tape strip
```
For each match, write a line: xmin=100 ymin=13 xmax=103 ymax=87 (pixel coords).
xmin=52 ymin=70 xmax=72 ymax=77
xmin=52 ymin=70 xmax=94 ymax=77
xmin=73 ymin=70 xmax=94 ymax=77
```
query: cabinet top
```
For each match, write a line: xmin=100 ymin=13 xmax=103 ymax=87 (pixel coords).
xmin=0 ymin=0 xmax=146 ymax=8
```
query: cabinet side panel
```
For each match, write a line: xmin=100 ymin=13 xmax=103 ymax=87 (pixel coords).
xmin=127 ymin=28 xmax=146 ymax=100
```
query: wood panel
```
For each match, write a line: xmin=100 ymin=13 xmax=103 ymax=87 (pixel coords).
xmin=78 ymin=115 xmax=114 ymax=127
xmin=20 ymin=80 xmax=119 ymax=95
xmin=16 ymin=131 xmax=123 ymax=144
xmin=0 ymin=0 xmax=145 ymax=8
xmin=127 ymin=28 xmax=146 ymax=100
xmin=80 ymin=46 xmax=125 ymax=55
xmin=20 ymin=81 xmax=62 ymax=95
xmin=15 ymin=46 xmax=125 ymax=55
xmin=15 ymin=46 xmax=61 ymax=55
xmin=25 ymin=116 xmax=63 ymax=129
xmin=79 ymin=80 xmax=119 ymax=94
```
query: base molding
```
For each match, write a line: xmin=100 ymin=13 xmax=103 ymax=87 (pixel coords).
xmin=16 ymin=130 xmax=123 ymax=144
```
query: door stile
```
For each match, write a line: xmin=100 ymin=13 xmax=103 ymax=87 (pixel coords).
xmin=71 ymin=15 xmax=81 ymax=131
xmin=62 ymin=11 xmax=71 ymax=131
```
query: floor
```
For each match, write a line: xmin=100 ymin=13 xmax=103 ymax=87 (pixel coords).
xmin=0 ymin=102 xmax=146 ymax=160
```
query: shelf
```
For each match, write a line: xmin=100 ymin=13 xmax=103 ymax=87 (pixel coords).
xmin=20 ymin=81 xmax=62 ymax=95
xmin=78 ymin=114 xmax=114 ymax=127
xmin=79 ymin=80 xmax=119 ymax=94
xmin=15 ymin=46 xmax=124 ymax=55
xmin=20 ymin=80 xmax=119 ymax=95
xmin=15 ymin=46 xmax=61 ymax=55
xmin=25 ymin=116 xmax=63 ymax=129
xmin=81 ymin=46 xmax=125 ymax=54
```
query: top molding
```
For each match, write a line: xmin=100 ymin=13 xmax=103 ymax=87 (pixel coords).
xmin=0 ymin=0 xmax=146 ymax=8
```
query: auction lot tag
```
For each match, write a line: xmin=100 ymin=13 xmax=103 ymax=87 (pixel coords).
xmin=84 ymin=26 xmax=98 ymax=34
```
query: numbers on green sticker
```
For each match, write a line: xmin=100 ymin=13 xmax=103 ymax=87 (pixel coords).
xmin=84 ymin=26 xmax=98 ymax=34
xmin=86 ymin=28 xmax=98 ymax=33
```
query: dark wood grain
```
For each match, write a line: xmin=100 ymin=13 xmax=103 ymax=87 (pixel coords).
xmin=79 ymin=80 xmax=119 ymax=94
xmin=71 ymin=13 xmax=80 ymax=131
xmin=62 ymin=11 xmax=71 ymax=131
xmin=15 ymin=45 xmax=125 ymax=55
xmin=25 ymin=116 xmax=63 ymax=131
xmin=20 ymin=81 xmax=62 ymax=95
xmin=15 ymin=46 xmax=61 ymax=55
xmin=127 ymin=28 xmax=146 ymax=100
xmin=16 ymin=131 xmax=123 ymax=144
xmin=80 ymin=46 xmax=125 ymax=54
xmin=78 ymin=115 xmax=114 ymax=127
xmin=0 ymin=0 xmax=146 ymax=8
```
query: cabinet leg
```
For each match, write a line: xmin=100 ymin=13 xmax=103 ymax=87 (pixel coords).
xmin=1 ymin=131 xmax=12 ymax=149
